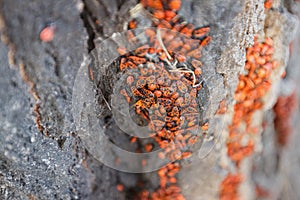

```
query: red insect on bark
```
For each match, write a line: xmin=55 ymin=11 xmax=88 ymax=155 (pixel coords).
xmin=192 ymin=27 xmax=210 ymax=38
xmin=40 ymin=25 xmax=55 ymax=42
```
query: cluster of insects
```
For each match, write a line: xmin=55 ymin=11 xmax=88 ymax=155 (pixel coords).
xmin=117 ymin=0 xmax=212 ymax=200
xmin=220 ymin=37 xmax=277 ymax=200
xmin=113 ymin=0 xmax=212 ymax=199
xmin=139 ymin=162 xmax=184 ymax=200
xmin=220 ymin=173 xmax=243 ymax=200
xmin=118 ymin=41 xmax=202 ymax=157
xmin=226 ymin=37 xmax=277 ymax=163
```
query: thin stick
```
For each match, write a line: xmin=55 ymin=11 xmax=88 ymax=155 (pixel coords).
xmin=99 ymin=89 xmax=112 ymax=110
xmin=156 ymin=29 xmax=172 ymax=60
xmin=157 ymin=29 xmax=203 ymax=87
xmin=169 ymin=68 xmax=202 ymax=88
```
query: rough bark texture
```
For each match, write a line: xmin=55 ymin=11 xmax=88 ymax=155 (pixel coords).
xmin=0 ymin=0 xmax=299 ymax=200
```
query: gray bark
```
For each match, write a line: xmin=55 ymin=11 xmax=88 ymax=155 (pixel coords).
xmin=0 ymin=0 xmax=299 ymax=199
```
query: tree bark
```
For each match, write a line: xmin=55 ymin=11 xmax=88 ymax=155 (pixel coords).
xmin=0 ymin=0 xmax=299 ymax=199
